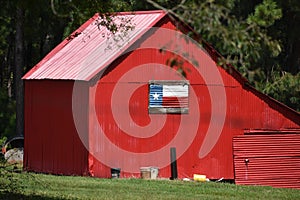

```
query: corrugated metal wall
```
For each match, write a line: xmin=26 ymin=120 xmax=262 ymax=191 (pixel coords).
xmin=233 ymin=133 xmax=300 ymax=189
xmin=24 ymin=80 xmax=89 ymax=175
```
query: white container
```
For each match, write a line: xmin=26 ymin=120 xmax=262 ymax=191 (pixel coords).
xmin=150 ymin=167 xmax=159 ymax=179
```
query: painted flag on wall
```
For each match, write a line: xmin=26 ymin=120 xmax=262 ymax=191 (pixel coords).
xmin=149 ymin=81 xmax=189 ymax=114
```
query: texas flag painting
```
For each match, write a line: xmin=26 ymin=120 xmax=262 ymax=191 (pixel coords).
xmin=149 ymin=81 xmax=189 ymax=114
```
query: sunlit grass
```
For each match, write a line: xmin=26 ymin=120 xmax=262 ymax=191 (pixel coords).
xmin=0 ymin=168 xmax=299 ymax=200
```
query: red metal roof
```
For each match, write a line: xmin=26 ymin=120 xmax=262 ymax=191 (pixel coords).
xmin=23 ymin=10 xmax=166 ymax=81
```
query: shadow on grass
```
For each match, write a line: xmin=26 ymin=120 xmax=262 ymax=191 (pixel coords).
xmin=0 ymin=192 xmax=64 ymax=200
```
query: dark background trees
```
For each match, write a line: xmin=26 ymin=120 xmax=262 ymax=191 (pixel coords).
xmin=0 ymin=0 xmax=299 ymax=140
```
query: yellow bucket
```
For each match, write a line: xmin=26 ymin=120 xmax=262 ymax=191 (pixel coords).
xmin=193 ymin=174 xmax=207 ymax=182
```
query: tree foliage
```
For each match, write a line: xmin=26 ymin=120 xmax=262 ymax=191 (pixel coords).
xmin=50 ymin=0 xmax=134 ymax=37
xmin=0 ymin=88 xmax=15 ymax=138
xmin=257 ymin=72 xmax=300 ymax=111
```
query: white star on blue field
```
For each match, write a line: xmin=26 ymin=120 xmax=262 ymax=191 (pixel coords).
xmin=149 ymin=84 xmax=163 ymax=106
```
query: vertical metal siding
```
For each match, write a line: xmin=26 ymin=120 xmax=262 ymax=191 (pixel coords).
xmin=241 ymin=86 xmax=299 ymax=129
xmin=233 ymin=134 xmax=300 ymax=189
xmin=24 ymin=80 xmax=89 ymax=175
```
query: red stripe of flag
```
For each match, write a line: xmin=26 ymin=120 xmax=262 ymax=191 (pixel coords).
xmin=162 ymin=97 xmax=188 ymax=108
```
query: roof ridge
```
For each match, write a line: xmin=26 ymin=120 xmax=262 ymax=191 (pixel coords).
xmin=113 ymin=10 xmax=166 ymax=15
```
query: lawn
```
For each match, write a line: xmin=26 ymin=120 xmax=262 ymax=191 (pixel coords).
xmin=0 ymin=167 xmax=299 ymax=200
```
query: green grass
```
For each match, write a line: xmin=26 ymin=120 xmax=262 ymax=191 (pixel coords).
xmin=0 ymin=169 xmax=300 ymax=200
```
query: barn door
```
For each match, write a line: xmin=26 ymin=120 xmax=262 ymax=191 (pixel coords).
xmin=233 ymin=134 xmax=300 ymax=189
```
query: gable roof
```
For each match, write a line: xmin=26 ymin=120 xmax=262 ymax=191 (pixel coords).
xmin=23 ymin=10 xmax=166 ymax=81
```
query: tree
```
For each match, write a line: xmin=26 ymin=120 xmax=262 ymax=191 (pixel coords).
xmin=257 ymin=71 xmax=300 ymax=111
xmin=15 ymin=2 xmax=25 ymax=136
xmin=0 ymin=0 xmax=16 ymax=139
xmin=275 ymin=0 xmax=300 ymax=74
xmin=0 ymin=88 xmax=15 ymax=138
xmin=50 ymin=0 xmax=134 ymax=37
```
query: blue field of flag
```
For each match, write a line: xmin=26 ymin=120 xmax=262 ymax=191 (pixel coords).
xmin=149 ymin=84 xmax=163 ymax=107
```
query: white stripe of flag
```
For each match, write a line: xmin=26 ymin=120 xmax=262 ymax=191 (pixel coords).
xmin=163 ymin=85 xmax=188 ymax=97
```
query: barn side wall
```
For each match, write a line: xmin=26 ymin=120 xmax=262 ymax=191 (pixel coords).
xmin=24 ymin=80 xmax=89 ymax=175
xmin=87 ymin=17 xmax=300 ymax=180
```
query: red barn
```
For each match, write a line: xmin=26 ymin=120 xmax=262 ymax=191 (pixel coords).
xmin=23 ymin=10 xmax=300 ymax=188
